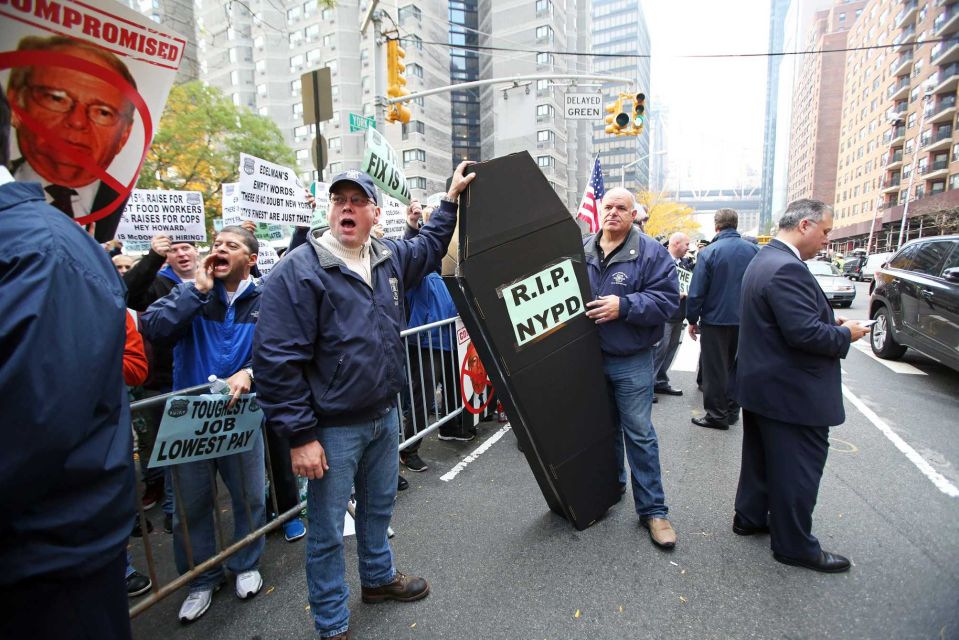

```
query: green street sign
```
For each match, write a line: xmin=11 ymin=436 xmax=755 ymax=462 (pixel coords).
xmin=349 ymin=113 xmax=376 ymax=132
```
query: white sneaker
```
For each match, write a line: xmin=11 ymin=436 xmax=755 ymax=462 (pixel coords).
xmin=235 ymin=570 xmax=263 ymax=599
xmin=178 ymin=588 xmax=214 ymax=623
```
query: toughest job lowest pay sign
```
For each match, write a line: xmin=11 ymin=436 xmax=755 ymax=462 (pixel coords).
xmin=148 ymin=394 xmax=262 ymax=468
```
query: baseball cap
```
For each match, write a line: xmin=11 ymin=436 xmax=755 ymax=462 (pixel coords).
xmin=328 ymin=170 xmax=378 ymax=204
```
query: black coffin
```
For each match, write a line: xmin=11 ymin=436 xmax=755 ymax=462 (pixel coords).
xmin=444 ymin=152 xmax=621 ymax=530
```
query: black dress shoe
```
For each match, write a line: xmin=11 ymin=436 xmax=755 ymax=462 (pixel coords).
xmin=728 ymin=412 xmax=740 ymax=425
xmin=732 ymin=516 xmax=769 ymax=536
xmin=691 ymin=416 xmax=729 ymax=430
xmin=654 ymin=386 xmax=683 ymax=396
xmin=397 ymin=475 xmax=409 ymax=491
xmin=773 ymin=550 xmax=850 ymax=573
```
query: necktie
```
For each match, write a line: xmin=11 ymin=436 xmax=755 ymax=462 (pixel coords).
xmin=45 ymin=184 xmax=78 ymax=218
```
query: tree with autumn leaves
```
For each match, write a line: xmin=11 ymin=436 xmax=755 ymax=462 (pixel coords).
xmin=137 ymin=81 xmax=297 ymax=239
xmin=635 ymin=190 xmax=699 ymax=240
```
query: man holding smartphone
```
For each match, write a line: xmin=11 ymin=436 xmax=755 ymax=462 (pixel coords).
xmin=734 ymin=199 xmax=870 ymax=574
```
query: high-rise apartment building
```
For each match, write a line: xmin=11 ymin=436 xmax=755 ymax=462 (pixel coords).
xmin=592 ymin=0 xmax=652 ymax=195
xmin=761 ymin=0 xmax=792 ymax=231
xmin=831 ymin=0 xmax=959 ymax=251
xmin=127 ymin=0 xmax=198 ymax=82
xmin=786 ymin=2 xmax=865 ymax=205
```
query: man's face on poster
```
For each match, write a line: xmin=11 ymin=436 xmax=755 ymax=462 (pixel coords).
xmin=9 ymin=46 xmax=134 ymax=188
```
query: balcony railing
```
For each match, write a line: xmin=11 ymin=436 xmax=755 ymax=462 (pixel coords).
xmin=896 ymin=0 xmax=918 ymax=26
xmin=883 ymin=176 xmax=902 ymax=189
xmin=921 ymin=126 xmax=954 ymax=146
xmin=888 ymin=150 xmax=904 ymax=164
xmin=934 ymin=63 xmax=959 ymax=85
xmin=887 ymin=77 xmax=911 ymax=98
xmin=926 ymin=158 xmax=950 ymax=173
xmin=935 ymin=4 xmax=959 ymax=33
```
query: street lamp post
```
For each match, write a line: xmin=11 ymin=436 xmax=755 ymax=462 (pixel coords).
xmin=620 ymin=150 xmax=665 ymax=188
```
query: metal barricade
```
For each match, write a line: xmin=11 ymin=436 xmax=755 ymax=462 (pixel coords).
xmin=127 ymin=317 xmax=470 ymax=618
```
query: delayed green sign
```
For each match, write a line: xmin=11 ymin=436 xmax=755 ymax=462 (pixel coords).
xmin=501 ymin=259 xmax=585 ymax=348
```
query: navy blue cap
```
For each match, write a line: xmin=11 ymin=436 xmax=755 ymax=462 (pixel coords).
xmin=328 ymin=170 xmax=378 ymax=204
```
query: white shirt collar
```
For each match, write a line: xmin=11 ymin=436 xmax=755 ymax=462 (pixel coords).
xmin=778 ymin=238 xmax=802 ymax=260
xmin=226 ymin=276 xmax=255 ymax=306
xmin=13 ymin=162 xmax=98 ymax=217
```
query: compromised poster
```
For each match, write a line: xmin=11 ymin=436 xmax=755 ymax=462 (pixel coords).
xmin=1 ymin=0 xmax=186 ymax=241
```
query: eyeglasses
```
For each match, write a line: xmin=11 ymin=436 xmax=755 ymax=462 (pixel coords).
xmin=331 ymin=194 xmax=373 ymax=207
xmin=27 ymin=85 xmax=129 ymax=127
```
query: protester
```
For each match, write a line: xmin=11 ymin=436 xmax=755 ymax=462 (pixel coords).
xmin=113 ymin=253 xmax=135 ymax=275
xmin=0 ymin=169 xmax=135 ymax=639
xmin=583 ymin=187 xmax=680 ymax=550
xmin=125 ymin=235 xmax=199 ymax=532
xmin=652 ymin=232 xmax=691 ymax=397
xmin=6 ymin=36 xmax=136 ymax=241
xmin=253 ymin=163 xmax=475 ymax=640
xmin=734 ymin=199 xmax=869 ymax=573
xmin=140 ymin=226 xmax=266 ymax=622
xmin=686 ymin=209 xmax=759 ymax=430
xmin=400 ymin=205 xmax=472 ymax=473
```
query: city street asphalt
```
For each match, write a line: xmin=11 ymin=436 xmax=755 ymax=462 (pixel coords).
xmin=131 ymin=280 xmax=959 ymax=640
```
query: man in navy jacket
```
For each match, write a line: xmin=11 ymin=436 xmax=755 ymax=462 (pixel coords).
xmin=686 ymin=208 xmax=759 ymax=430
xmin=734 ymin=199 xmax=869 ymax=573
xmin=0 ymin=175 xmax=135 ymax=639
xmin=253 ymin=164 xmax=474 ymax=640
xmin=584 ymin=187 xmax=680 ymax=550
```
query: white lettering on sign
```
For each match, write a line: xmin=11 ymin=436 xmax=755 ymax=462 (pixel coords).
xmin=677 ymin=267 xmax=693 ymax=296
xmin=115 ymin=189 xmax=206 ymax=242
xmin=501 ymin=259 xmax=585 ymax=347
xmin=564 ymin=93 xmax=603 ymax=120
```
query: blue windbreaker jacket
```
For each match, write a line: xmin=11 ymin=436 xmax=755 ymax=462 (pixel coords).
xmin=140 ymin=279 xmax=260 ymax=389
xmin=0 ymin=181 xmax=134 ymax=584
xmin=685 ymin=229 xmax=760 ymax=326
xmin=253 ymin=200 xmax=457 ymax=447
xmin=584 ymin=226 xmax=680 ymax=356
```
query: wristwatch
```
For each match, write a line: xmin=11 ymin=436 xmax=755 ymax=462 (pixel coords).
xmin=441 ymin=194 xmax=458 ymax=205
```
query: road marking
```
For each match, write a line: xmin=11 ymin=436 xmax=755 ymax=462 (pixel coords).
xmin=671 ymin=333 xmax=700 ymax=372
xmin=851 ymin=341 xmax=926 ymax=375
xmin=842 ymin=384 xmax=959 ymax=498
xmin=440 ymin=424 xmax=512 ymax=482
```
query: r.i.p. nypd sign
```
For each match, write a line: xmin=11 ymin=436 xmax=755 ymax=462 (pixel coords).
xmin=500 ymin=259 xmax=585 ymax=348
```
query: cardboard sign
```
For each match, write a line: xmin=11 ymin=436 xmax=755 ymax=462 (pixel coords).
xmin=2 ymin=0 xmax=184 ymax=240
xmin=115 ymin=189 xmax=206 ymax=243
xmin=256 ymin=245 xmax=279 ymax=276
xmin=362 ymin=129 xmax=411 ymax=205
xmin=237 ymin=153 xmax=313 ymax=225
xmin=222 ymin=182 xmax=242 ymax=226
xmin=456 ymin=317 xmax=493 ymax=418
xmin=678 ymin=267 xmax=693 ymax=296
xmin=309 ymin=181 xmax=330 ymax=228
xmin=148 ymin=393 xmax=262 ymax=468
xmin=500 ymin=259 xmax=586 ymax=348
xmin=564 ymin=93 xmax=602 ymax=120
xmin=253 ymin=223 xmax=286 ymax=242
xmin=378 ymin=195 xmax=407 ymax=239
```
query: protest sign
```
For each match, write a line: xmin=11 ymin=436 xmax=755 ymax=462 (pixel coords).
xmin=256 ymin=244 xmax=279 ymax=276
xmin=426 ymin=192 xmax=445 ymax=209
xmin=213 ymin=218 xmax=224 ymax=232
xmin=378 ymin=195 xmax=407 ymax=239
xmin=237 ymin=153 xmax=312 ymax=225
xmin=500 ymin=259 xmax=585 ymax=348
xmin=114 ymin=189 xmax=206 ymax=243
xmin=309 ymin=181 xmax=330 ymax=228
xmin=1 ymin=0 xmax=185 ymax=241
xmin=362 ymin=129 xmax=411 ymax=205
xmin=148 ymin=393 xmax=262 ymax=468
xmin=677 ymin=267 xmax=693 ymax=296
xmin=222 ymin=182 xmax=242 ymax=226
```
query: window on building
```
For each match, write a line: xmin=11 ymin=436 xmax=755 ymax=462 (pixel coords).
xmin=307 ymin=49 xmax=321 ymax=65
xmin=255 ymin=60 xmax=267 ymax=73
xmin=322 ymin=7 xmax=334 ymax=21
xmin=536 ymin=25 xmax=553 ymax=41
xmin=536 ymin=52 xmax=553 ymax=65
xmin=296 ymin=148 xmax=309 ymax=163
xmin=398 ymin=4 xmax=422 ymax=24
xmin=402 ymin=121 xmax=426 ymax=137
xmin=403 ymin=35 xmax=423 ymax=50
xmin=306 ymin=24 xmax=320 ymax=41
xmin=537 ymin=130 xmax=553 ymax=142
xmin=536 ymin=104 xmax=554 ymax=117
xmin=328 ymin=137 xmax=341 ymax=152
xmin=304 ymin=0 xmax=317 ymax=16
xmin=254 ymin=35 xmax=265 ymax=48
xmin=403 ymin=149 xmax=426 ymax=165
xmin=257 ymin=83 xmax=267 ymax=96
xmin=536 ymin=79 xmax=550 ymax=92
xmin=323 ymin=34 xmax=335 ymax=48
xmin=408 ymin=176 xmax=427 ymax=190
xmin=537 ymin=156 xmax=553 ymax=167
xmin=258 ymin=106 xmax=269 ymax=117
xmin=536 ymin=0 xmax=552 ymax=14
xmin=293 ymin=103 xmax=303 ymax=118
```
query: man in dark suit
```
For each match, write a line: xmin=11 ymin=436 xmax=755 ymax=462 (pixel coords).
xmin=653 ymin=232 xmax=692 ymax=396
xmin=734 ymin=199 xmax=870 ymax=573
xmin=6 ymin=36 xmax=136 ymax=242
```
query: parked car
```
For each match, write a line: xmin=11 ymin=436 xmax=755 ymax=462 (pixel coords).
xmin=805 ymin=260 xmax=856 ymax=307
xmin=863 ymin=251 xmax=894 ymax=283
xmin=869 ymin=235 xmax=959 ymax=372
xmin=843 ymin=256 xmax=866 ymax=280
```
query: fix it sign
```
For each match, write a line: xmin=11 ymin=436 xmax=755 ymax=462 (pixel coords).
xmin=501 ymin=259 xmax=585 ymax=347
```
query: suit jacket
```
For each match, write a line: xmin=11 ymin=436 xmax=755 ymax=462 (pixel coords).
xmin=670 ymin=255 xmax=693 ymax=322
xmin=735 ymin=239 xmax=851 ymax=427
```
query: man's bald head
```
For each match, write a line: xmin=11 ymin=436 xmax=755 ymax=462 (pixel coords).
xmin=667 ymin=232 xmax=690 ymax=259
xmin=602 ymin=187 xmax=637 ymax=212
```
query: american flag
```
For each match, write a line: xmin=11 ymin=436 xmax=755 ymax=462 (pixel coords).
xmin=576 ymin=158 xmax=605 ymax=233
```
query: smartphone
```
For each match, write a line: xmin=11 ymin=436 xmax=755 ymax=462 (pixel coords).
xmin=858 ymin=319 xmax=877 ymax=328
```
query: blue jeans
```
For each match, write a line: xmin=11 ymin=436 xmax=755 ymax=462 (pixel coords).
xmin=307 ymin=407 xmax=398 ymax=638
xmin=603 ymin=349 xmax=668 ymax=519
xmin=171 ymin=433 xmax=266 ymax=591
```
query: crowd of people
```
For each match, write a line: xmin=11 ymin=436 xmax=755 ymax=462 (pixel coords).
xmin=2 ymin=147 xmax=875 ymax=639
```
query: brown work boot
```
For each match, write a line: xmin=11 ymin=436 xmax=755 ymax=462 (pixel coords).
xmin=640 ymin=516 xmax=677 ymax=550
xmin=361 ymin=572 xmax=430 ymax=604
xmin=325 ymin=632 xmax=350 ymax=640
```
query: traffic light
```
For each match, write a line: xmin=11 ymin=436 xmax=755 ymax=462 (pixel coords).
xmin=386 ymin=39 xmax=411 ymax=124
xmin=631 ymin=92 xmax=646 ymax=134
xmin=605 ymin=96 xmax=629 ymax=135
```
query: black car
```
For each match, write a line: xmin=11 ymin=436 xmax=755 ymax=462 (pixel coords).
xmin=842 ymin=256 xmax=866 ymax=280
xmin=869 ymin=235 xmax=959 ymax=372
